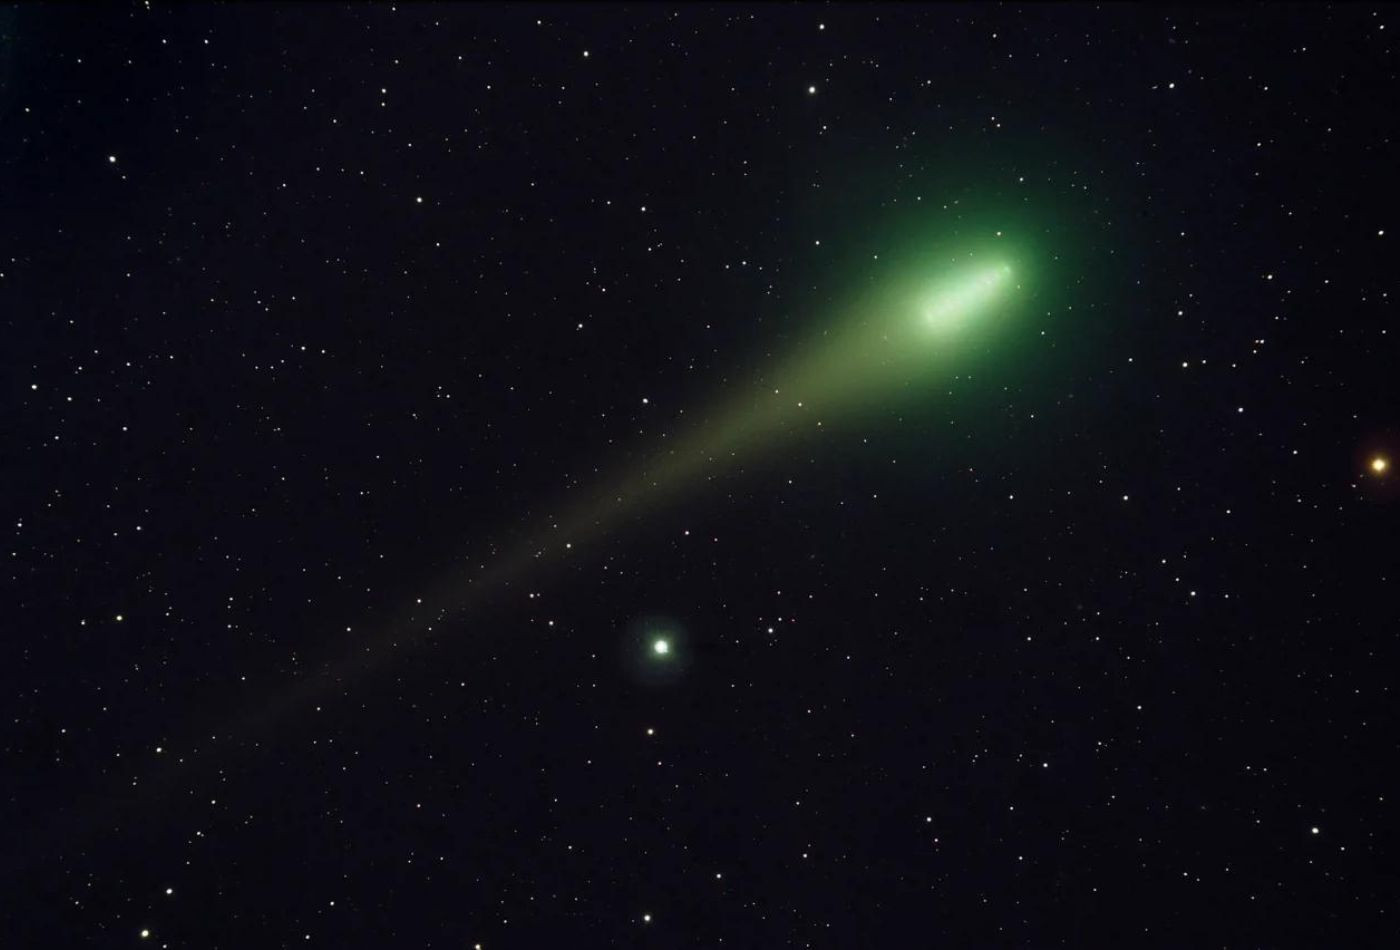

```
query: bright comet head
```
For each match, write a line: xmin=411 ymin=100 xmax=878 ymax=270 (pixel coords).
xmin=921 ymin=262 xmax=1015 ymax=334
xmin=652 ymin=637 xmax=671 ymax=656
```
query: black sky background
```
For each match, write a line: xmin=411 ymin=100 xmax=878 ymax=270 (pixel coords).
xmin=4 ymin=4 xmax=1399 ymax=946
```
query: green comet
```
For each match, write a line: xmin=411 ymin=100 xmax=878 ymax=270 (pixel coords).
xmin=228 ymin=235 xmax=1029 ymax=730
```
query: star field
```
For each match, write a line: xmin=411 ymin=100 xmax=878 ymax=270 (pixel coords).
xmin=4 ymin=5 xmax=1399 ymax=947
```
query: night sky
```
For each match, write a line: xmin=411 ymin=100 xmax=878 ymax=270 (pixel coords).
xmin=5 ymin=4 xmax=1399 ymax=946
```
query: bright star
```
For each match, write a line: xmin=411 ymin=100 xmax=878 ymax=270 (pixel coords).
xmin=1371 ymin=456 xmax=1388 ymax=474
xmin=652 ymin=638 xmax=670 ymax=656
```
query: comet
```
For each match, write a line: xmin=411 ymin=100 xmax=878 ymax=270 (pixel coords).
xmin=230 ymin=248 xmax=1028 ymax=731
xmin=70 ymin=237 xmax=1036 ymax=778
xmin=23 ymin=237 xmax=1033 ymax=865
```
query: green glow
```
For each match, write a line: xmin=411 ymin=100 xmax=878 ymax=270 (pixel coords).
xmin=921 ymin=262 xmax=1015 ymax=334
xmin=652 ymin=637 xmax=670 ymax=656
